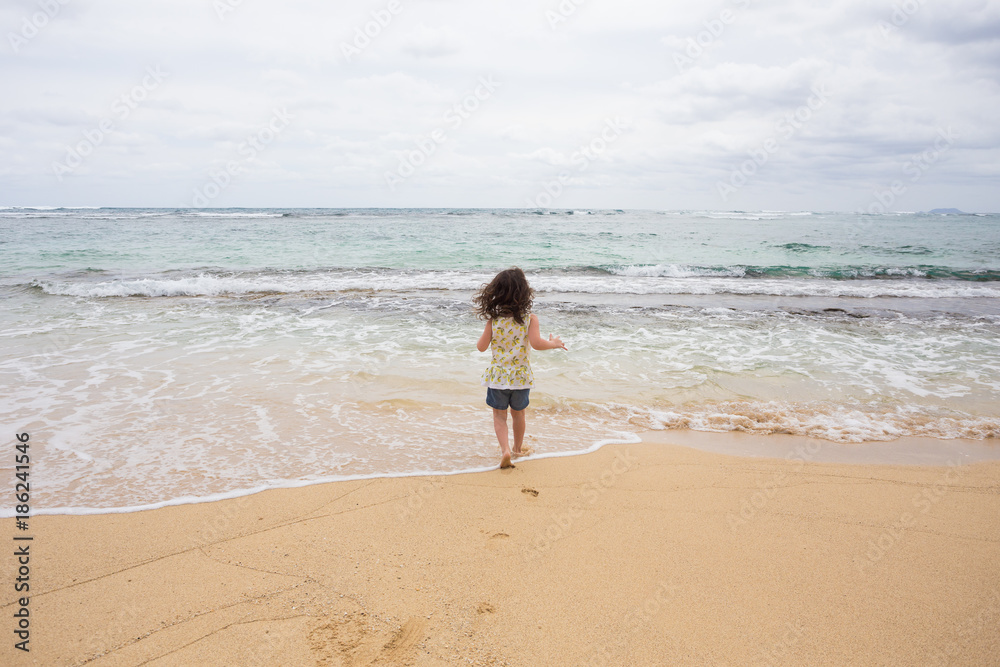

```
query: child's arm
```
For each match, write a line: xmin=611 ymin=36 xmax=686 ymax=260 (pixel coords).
xmin=476 ymin=320 xmax=493 ymax=352
xmin=528 ymin=314 xmax=567 ymax=350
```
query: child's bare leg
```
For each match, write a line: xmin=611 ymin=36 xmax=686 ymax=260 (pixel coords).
xmin=493 ymin=408 xmax=512 ymax=468
xmin=511 ymin=408 xmax=526 ymax=453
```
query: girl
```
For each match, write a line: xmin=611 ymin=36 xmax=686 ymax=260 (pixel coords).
xmin=474 ymin=267 xmax=566 ymax=469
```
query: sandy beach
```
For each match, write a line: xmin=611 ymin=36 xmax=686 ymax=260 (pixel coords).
xmin=4 ymin=433 xmax=999 ymax=666
xmin=5 ymin=0 xmax=999 ymax=662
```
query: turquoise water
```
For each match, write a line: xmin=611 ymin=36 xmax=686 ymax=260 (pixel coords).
xmin=3 ymin=208 xmax=999 ymax=278
xmin=1 ymin=208 xmax=998 ymax=513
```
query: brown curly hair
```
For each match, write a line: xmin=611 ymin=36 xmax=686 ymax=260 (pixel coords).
xmin=473 ymin=267 xmax=534 ymax=325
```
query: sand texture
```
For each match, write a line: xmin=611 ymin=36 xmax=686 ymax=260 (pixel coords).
xmin=3 ymin=436 xmax=999 ymax=666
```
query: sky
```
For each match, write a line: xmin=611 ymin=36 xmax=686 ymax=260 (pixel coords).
xmin=1 ymin=0 xmax=998 ymax=211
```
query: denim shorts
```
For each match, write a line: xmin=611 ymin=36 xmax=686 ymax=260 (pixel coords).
xmin=486 ymin=387 xmax=530 ymax=411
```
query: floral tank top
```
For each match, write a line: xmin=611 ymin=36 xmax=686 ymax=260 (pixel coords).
xmin=482 ymin=315 xmax=534 ymax=389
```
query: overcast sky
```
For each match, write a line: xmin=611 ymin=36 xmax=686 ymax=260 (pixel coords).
xmin=2 ymin=0 xmax=998 ymax=211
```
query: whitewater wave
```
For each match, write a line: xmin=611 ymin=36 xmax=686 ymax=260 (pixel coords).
xmin=605 ymin=264 xmax=748 ymax=278
xmin=33 ymin=274 xmax=291 ymax=298
xmin=0 ymin=206 xmax=102 ymax=210
xmin=180 ymin=211 xmax=285 ymax=218
xmin=604 ymin=264 xmax=1000 ymax=281
xmin=3 ymin=398 xmax=996 ymax=516
xmin=641 ymin=401 xmax=1000 ymax=443
xmin=0 ymin=208 xmax=285 ymax=220
xmin=32 ymin=269 xmax=1000 ymax=300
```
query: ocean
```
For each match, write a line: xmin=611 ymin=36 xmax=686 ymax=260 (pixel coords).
xmin=2 ymin=207 xmax=998 ymax=514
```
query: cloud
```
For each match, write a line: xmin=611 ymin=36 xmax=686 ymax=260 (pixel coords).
xmin=400 ymin=23 xmax=462 ymax=58
xmin=0 ymin=0 xmax=996 ymax=210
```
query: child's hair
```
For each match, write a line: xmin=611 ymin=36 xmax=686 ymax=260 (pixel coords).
xmin=473 ymin=267 xmax=534 ymax=324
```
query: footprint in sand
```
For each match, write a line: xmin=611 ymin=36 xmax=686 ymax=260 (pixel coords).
xmin=486 ymin=532 xmax=510 ymax=551
xmin=383 ymin=616 xmax=426 ymax=658
xmin=308 ymin=613 xmax=426 ymax=665
xmin=521 ymin=487 xmax=539 ymax=497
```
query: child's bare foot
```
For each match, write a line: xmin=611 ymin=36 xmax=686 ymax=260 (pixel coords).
xmin=512 ymin=446 xmax=534 ymax=458
xmin=500 ymin=451 xmax=513 ymax=468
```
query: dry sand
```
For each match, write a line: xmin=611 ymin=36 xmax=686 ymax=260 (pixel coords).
xmin=3 ymin=433 xmax=999 ymax=666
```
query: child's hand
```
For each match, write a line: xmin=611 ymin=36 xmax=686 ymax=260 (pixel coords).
xmin=549 ymin=333 xmax=567 ymax=350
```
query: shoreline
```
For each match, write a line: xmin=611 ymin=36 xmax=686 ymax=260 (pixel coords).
xmin=10 ymin=430 xmax=999 ymax=519
xmin=4 ymin=436 xmax=998 ymax=665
